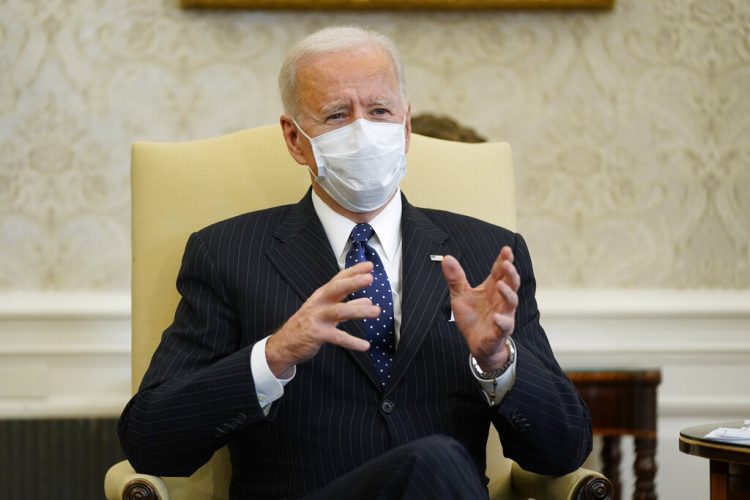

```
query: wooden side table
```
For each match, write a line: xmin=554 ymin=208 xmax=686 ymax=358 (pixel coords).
xmin=679 ymin=422 xmax=750 ymax=500
xmin=566 ymin=369 xmax=662 ymax=500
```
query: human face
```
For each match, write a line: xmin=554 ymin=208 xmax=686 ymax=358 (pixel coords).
xmin=281 ymin=45 xmax=411 ymax=178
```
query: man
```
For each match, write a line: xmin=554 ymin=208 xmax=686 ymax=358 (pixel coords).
xmin=118 ymin=26 xmax=592 ymax=499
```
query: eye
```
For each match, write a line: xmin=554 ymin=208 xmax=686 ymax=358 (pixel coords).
xmin=372 ymin=108 xmax=390 ymax=116
xmin=326 ymin=112 xmax=345 ymax=121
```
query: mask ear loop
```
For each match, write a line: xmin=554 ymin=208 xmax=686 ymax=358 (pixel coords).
xmin=290 ymin=117 xmax=313 ymax=142
xmin=291 ymin=118 xmax=327 ymax=181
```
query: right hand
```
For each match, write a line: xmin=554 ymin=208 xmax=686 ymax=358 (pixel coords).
xmin=265 ymin=261 xmax=377 ymax=378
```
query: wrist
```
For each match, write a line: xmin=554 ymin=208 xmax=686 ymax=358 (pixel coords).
xmin=265 ymin=334 xmax=295 ymax=379
xmin=471 ymin=339 xmax=515 ymax=381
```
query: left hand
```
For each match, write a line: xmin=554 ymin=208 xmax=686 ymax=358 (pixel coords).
xmin=441 ymin=246 xmax=521 ymax=371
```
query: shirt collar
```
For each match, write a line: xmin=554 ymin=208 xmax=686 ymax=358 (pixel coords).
xmin=311 ymin=189 xmax=402 ymax=263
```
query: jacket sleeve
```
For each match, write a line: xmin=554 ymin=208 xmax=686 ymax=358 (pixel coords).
xmin=118 ymin=231 xmax=271 ymax=477
xmin=491 ymin=233 xmax=593 ymax=475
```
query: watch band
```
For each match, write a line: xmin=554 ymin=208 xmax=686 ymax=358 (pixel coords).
xmin=470 ymin=339 xmax=516 ymax=381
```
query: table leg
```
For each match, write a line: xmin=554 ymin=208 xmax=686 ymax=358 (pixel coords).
xmin=634 ymin=436 xmax=657 ymax=500
xmin=709 ymin=460 xmax=728 ymax=500
xmin=602 ymin=436 xmax=621 ymax=499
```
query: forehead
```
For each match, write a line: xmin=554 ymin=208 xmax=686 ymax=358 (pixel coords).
xmin=295 ymin=46 xmax=401 ymax=111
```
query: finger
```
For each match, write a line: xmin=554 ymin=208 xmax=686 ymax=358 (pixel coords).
xmin=334 ymin=261 xmax=373 ymax=280
xmin=336 ymin=260 xmax=372 ymax=277
xmin=323 ymin=270 xmax=374 ymax=302
xmin=490 ymin=246 xmax=515 ymax=280
xmin=441 ymin=255 xmax=469 ymax=296
xmin=347 ymin=297 xmax=375 ymax=307
xmin=489 ymin=247 xmax=509 ymax=281
xmin=324 ymin=328 xmax=371 ymax=351
xmin=501 ymin=260 xmax=521 ymax=292
xmin=322 ymin=300 xmax=381 ymax=323
xmin=493 ymin=312 xmax=515 ymax=337
xmin=497 ymin=280 xmax=519 ymax=312
xmin=500 ymin=245 xmax=514 ymax=264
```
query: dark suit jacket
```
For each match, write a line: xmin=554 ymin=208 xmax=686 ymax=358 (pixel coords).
xmin=118 ymin=191 xmax=592 ymax=499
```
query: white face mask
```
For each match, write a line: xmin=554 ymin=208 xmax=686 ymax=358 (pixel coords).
xmin=294 ymin=118 xmax=407 ymax=213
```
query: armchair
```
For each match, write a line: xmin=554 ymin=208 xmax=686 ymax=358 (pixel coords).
xmin=105 ymin=124 xmax=612 ymax=500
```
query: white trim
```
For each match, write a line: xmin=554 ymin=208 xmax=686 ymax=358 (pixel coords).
xmin=0 ymin=292 xmax=132 ymax=419
xmin=0 ymin=292 xmax=130 ymax=319
xmin=2 ymin=289 xmax=749 ymax=319
xmin=538 ymin=289 xmax=750 ymax=318
xmin=555 ymin=343 xmax=750 ymax=355
xmin=0 ymin=346 xmax=130 ymax=356
xmin=0 ymin=289 xmax=748 ymax=420
xmin=659 ymin=396 xmax=750 ymax=417
xmin=2 ymin=289 xmax=749 ymax=318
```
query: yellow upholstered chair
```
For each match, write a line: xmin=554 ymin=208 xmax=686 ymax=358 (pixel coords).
xmin=104 ymin=125 xmax=612 ymax=500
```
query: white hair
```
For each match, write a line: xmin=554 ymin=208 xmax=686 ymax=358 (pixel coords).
xmin=278 ymin=26 xmax=408 ymax=118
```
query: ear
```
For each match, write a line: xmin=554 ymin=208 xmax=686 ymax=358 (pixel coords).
xmin=404 ymin=104 xmax=412 ymax=154
xmin=280 ymin=115 xmax=310 ymax=166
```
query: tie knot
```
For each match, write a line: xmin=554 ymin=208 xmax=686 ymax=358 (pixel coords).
xmin=349 ymin=223 xmax=374 ymax=244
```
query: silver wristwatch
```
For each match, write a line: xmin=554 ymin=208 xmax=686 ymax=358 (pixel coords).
xmin=470 ymin=339 xmax=516 ymax=381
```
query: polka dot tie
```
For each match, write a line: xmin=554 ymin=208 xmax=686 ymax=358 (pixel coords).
xmin=346 ymin=223 xmax=395 ymax=387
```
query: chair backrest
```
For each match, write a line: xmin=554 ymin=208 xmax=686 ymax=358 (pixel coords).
xmin=131 ymin=124 xmax=516 ymax=498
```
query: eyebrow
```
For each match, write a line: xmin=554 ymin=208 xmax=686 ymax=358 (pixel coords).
xmin=317 ymin=97 xmax=397 ymax=116
xmin=368 ymin=98 xmax=395 ymax=107
xmin=319 ymin=102 xmax=350 ymax=115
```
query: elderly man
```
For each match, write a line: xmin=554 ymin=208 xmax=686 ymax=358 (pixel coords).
xmin=118 ymin=26 xmax=592 ymax=499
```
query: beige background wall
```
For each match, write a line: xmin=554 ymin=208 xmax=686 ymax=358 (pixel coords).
xmin=2 ymin=0 xmax=748 ymax=291
xmin=1 ymin=2 xmax=749 ymax=498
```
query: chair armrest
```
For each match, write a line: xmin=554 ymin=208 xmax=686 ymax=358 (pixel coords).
xmin=104 ymin=460 xmax=170 ymax=500
xmin=510 ymin=462 xmax=614 ymax=500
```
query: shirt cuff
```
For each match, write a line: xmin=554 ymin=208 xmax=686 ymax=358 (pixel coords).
xmin=471 ymin=339 xmax=517 ymax=407
xmin=250 ymin=336 xmax=295 ymax=415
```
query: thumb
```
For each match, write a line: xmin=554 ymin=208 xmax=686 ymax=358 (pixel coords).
xmin=441 ymin=255 xmax=468 ymax=296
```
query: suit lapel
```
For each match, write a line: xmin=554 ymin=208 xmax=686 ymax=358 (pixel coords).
xmin=267 ymin=191 xmax=339 ymax=301
xmin=387 ymin=198 xmax=461 ymax=391
xmin=266 ymin=191 xmax=380 ymax=388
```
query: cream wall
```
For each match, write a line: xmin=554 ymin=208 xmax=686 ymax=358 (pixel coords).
xmin=1 ymin=0 xmax=748 ymax=290
xmin=1 ymin=1 xmax=749 ymax=499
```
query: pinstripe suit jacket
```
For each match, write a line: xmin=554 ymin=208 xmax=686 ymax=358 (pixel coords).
xmin=118 ymin=191 xmax=592 ymax=499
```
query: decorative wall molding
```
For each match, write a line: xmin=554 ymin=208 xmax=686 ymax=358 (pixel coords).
xmin=4 ymin=289 xmax=747 ymax=319
xmin=0 ymin=292 xmax=131 ymax=418
xmin=0 ymin=292 xmax=130 ymax=319
xmin=538 ymin=289 xmax=750 ymax=318
xmin=0 ymin=289 xmax=748 ymax=419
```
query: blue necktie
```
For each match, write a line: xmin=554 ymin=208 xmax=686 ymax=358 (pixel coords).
xmin=346 ymin=223 xmax=395 ymax=387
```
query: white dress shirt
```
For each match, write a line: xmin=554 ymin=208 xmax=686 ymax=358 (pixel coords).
xmin=250 ymin=190 xmax=516 ymax=412
xmin=313 ymin=188 xmax=404 ymax=342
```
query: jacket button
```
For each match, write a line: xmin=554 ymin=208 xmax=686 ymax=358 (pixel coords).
xmin=381 ymin=400 xmax=394 ymax=414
